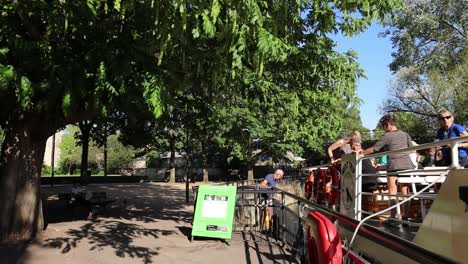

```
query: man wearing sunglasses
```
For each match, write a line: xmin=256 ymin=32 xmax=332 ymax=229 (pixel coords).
xmin=436 ymin=109 xmax=468 ymax=167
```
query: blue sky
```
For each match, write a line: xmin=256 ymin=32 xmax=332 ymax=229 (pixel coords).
xmin=333 ymin=22 xmax=394 ymax=130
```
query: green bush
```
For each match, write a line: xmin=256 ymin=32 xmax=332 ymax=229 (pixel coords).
xmin=41 ymin=165 xmax=52 ymax=175
xmin=57 ymin=126 xmax=138 ymax=175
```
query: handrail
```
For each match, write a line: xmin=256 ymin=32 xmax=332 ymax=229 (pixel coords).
xmin=274 ymin=186 xmax=458 ymax=264
xmin=351 ymin=136 xmax=467 ymax=222
xmin=358 ymin=135 xmax=468 ymax=168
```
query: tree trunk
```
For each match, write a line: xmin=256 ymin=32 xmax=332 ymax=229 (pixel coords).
xmin=169 ymin=138 xmax=176 ymax=183
xmin=202 ymin=156 xmax=209 ymax=183
xmin=78 ymin=121 xmax=92 ymax=180
xmin=201 ymin=143 xmax=209 ymax=183
xmin=203 ymin=168 xmax=209 ymax=183
xmin=247 ymin=163 xmax=254 ymax=184
xmin=103 ymin=138 xmax=108 ymax=177
xmin=0 ymin=118 xmax=48 ymax=241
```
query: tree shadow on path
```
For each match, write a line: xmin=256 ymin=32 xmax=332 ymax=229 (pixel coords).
xmin=42 ymin=183 xmax=194 ymax=224
xmin=39 ymin=183 xmax=193 ymax=263
xmin=42 ymin=219 xmax=176 ymax=264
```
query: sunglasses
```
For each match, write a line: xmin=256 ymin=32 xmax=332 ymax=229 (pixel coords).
xmin=438 ymin=115 xmax=452 ymax=120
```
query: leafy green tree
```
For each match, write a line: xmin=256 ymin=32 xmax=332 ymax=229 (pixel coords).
xmin=0 ymin=1 xmax=166 ymax=239
xmin=148 ymin=108 xmax=186 ymax=183
xmin=0 ymin=0 xmax=400 ymax=240
xmin=387 ymin=0 xmax=466 ymax=73
xmin=58 ymin=126 xmax=81 ymax=175
xmin=106 ymin=134 xmax=137 ymax=173
xmin=338 ymin=104 xmax=371 ymax=140
xmin=58 ymin=125 xmax=101 ymax=175
xmin=394 ymin=112 xmax=434 ymax=143
xmin=382 ymin=0 xmax=467 ymax=137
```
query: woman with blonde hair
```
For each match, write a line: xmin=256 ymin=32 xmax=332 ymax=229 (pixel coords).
xmin=328 ymin=131 xmax=361 ymax=164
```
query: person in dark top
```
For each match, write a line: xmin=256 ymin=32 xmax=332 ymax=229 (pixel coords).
xmin=436 ymin=109 xmax=468 ymax=167
xmin=260 ymin=169 xmax=284 ymax=189
xmin=260 ymin=169 xmax=284 ymax=223
xmin=361 ymin=114 xmax=414 ymax=226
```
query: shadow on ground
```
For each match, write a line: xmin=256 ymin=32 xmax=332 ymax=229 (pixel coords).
xmin=240 ymin=232 xmax=298 ymax=264
xmin=37 ymin=183 xmax=194 ymax=263
xmin=42 ymin=183 xmax=193 ymax=224
xmin=42 ymin=219 xmax=174 ymax=264
xmin=0 ymin=241 xmax=31 ymax=264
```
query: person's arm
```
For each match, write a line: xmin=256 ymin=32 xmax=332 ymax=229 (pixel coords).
xmin=328 ymin=139 xmax=344 ymax=163
xmin=361 ymin=147 xmax=375 ymax=155
xmin=445 ymin=125 xmax=468 ymax=148
xmin=260 ymin=179 xmax=268 ymax=187
xmin=460 ymin=130 xmax=468 ymax=148
xmin=361 ymin=134 xmax=387 ymax=156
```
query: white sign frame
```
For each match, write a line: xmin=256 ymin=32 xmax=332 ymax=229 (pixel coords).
xmin=340 ymin=153 xmax=359 ymax=219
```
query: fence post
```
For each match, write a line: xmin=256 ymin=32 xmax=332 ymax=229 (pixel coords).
xmin=297 ymin=200 xmax=304 ymax=262
xmin=356 ymin=154 xmax=363 ymax=221
xmin=281 ymin=192 xmax=285 ymax=242
xmin=451 ymin=142 xmax=460 ymax=168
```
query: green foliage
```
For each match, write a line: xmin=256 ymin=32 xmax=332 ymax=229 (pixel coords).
xmin=0 ymin=0 xmax=402 ymax=170
xmin=141 ymin=0 xmax=402 ymax=167
xmin=41 ymin=164 xmax=52 ymax=175
xmin=0 ymin=0 xmax=166 ymax=128
xmin=0 ymin=127 xmax=4 ymax=146
xmin=143 ymin=76 xmax=164 ymax=119
xmin=106 ymin=134 xmax=137 ymax=173
xmin=340 ymin=105 xmax=371 ymax=140
xmin=386 ymin=0 xmax=466 ymax=73
xmin=394 ymin=112 xmax=433 ymax=143
xmin=382 ymin=0 xmax=468 ymax=140
xmin=58 ymin=126 xmax=82 ymax=174
xmin=58 ymin=126 xmax=137 ymax=174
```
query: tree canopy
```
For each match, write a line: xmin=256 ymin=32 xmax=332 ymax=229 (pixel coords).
xmin=382 ymin=0 xmax=467 ymax=138
xmin=0 ymin=0 xmax=400 ymax=240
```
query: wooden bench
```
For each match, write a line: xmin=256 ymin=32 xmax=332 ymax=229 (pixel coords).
xmin=58 ymin=191 xmax=115 ymax=218
xmin=89 ymin=192 xmax=116 ymax=215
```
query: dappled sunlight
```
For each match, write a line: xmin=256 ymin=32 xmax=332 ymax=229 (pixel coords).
xmin=37 ymin=183 xmax=196 ymax=263
xmin=41 ymin=183 xmax=194 ymax=224
xmin=42 ymin=219 xmax=173 ymax=264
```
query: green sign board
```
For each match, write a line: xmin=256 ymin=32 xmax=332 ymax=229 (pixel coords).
xmin=192 ymin=185 xmax=237 ymax=240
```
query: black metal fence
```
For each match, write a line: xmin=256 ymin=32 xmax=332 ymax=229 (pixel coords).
xmin=193 ymin=179 xmax=306 ymax=263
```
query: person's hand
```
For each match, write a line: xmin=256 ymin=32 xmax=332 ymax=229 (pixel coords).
xmin=331 ymin=158 xmax=342 ymax=164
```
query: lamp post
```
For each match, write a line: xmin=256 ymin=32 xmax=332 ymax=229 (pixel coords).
xmin=51 ymin=133 xmax=55 ymax=186
xmin=185 ymin=105 xmax=190 ymax=204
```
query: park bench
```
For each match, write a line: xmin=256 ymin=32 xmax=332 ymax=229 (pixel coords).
xmin=58 ymin=191 xmax=115 ymax=218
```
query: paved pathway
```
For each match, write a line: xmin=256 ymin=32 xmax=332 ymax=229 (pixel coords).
xmin=1 ymin=182 xmax=296 ymax=264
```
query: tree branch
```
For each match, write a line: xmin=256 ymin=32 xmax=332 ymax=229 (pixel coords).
xmin=387 ymin=107 xmax=437 ymax=118
xmin=441 ymin=19 xmax=466 ymax=38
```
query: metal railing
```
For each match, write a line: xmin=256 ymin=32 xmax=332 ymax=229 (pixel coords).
xmin=192 ymin=171 xmax=460 ymax=263
xmin=354 ymin=135 xmax=468 ymax=221
xmin=274 ymin=187 xmax=458 ymax=264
